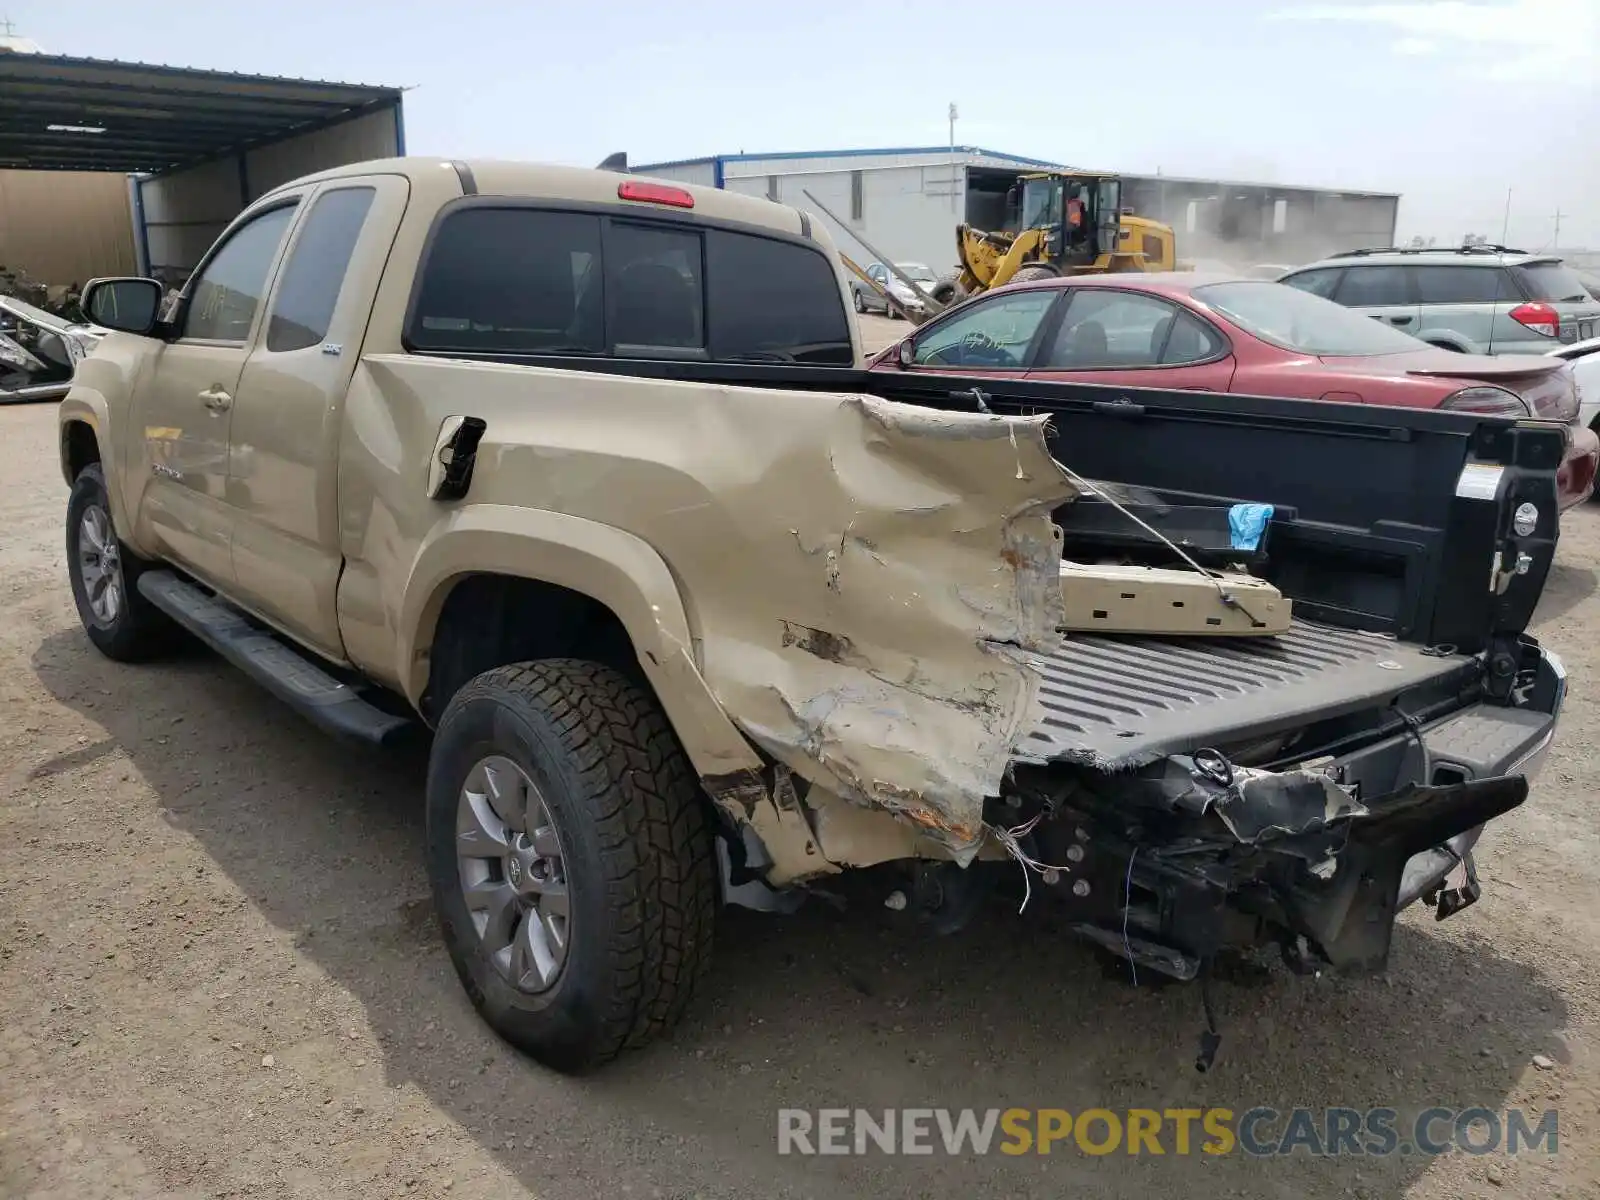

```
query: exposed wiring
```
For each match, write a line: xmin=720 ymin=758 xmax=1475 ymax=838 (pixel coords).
xmin=1123 ymin=847 xmax=1140 ymax=987
xmin=1051 ymin=457 xmax=1271 ymax=629
xmin=988 ymin=812 xmax=1074 ymax=913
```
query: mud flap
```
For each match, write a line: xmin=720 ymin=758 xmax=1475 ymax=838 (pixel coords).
xmin=1281 ymin=776 xmax=1527 ymax=973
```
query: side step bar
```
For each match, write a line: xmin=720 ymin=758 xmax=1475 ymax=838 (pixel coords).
xmin=138 ymin=571 xmax=413 ymax=747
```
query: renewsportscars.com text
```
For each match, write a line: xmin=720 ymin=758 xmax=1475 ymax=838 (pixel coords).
xmin=776 ymin=1107 xmax=1559 ymax=1158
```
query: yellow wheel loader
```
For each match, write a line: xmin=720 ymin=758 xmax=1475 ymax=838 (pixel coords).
xmin=931 ymin=171 xmax=1180 ymax=305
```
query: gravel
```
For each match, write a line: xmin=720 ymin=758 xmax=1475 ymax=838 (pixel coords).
xmin=1 ymin=398 xmax=1596 ymax=1199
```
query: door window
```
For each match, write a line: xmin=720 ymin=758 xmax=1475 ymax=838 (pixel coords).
xmin=182 ymin=204 xmax=298 ymax=342
xmin=911 ymin=289 xmax=1058 ymax=368
xmin=1042 ymin=290 xmax=1222 ymax=369
xmin=1332 ymin=265 xmax=1411 ymax=307
xmin=265 ymin=187 xmax=377 ymax=352
xmin=1412 ymin=265 xmax=1511 ymax=305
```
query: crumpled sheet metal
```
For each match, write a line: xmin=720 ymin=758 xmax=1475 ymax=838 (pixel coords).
xmin=717 ymin=397 xmax=1076 ymax=859
xmin=1137 ymin=754 xmax=1367 ymax=844
xmin=369 ymin=359 xmax=1077 ymax=861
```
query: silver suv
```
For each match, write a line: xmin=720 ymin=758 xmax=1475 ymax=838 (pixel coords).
xmin=1279 ymin=246 xmax=1600 ymax=355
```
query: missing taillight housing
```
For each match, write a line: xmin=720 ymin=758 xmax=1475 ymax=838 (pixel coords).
xmin=1441 ymin=386 xmax=1530 ymax=417
xmin=617 ymin=180 xmax=695 ymax=209
xmin=1509 ymin=301 xmax=1560 ymax=338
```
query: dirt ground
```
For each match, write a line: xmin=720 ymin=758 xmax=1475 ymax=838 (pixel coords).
xmin=2 ymin=392 xmax=1598 ymax=1200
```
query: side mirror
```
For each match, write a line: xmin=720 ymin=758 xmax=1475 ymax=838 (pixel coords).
xmin=897 ymin=339 xmax=915 ymax=368
xmin=82 ymin=277 xmax=164 ymax=335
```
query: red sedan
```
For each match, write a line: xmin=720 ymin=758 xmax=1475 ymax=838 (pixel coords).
xmin=869 ymin=273 xmax=1597 ymax=508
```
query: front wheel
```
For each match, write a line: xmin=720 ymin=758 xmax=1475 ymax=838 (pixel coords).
xmin=853 ymin=289 xmax=865 ymax=313
xmin=426 ymin=660 xmax=717 ymax=1073
xmin=65 ymin=463 xmax=176 ymax=661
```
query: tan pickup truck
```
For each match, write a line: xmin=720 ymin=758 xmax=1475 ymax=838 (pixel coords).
xmin=61 ymin=157 xmax=1569 ymax=1073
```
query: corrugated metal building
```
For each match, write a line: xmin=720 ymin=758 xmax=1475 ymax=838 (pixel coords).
xmin=0 ymin=50 xmax=403 ymax=288
xmin=637 ymin=147 xmax=1400 ymax=273
xmin=0 ymin=169 xmax=135 ymax=284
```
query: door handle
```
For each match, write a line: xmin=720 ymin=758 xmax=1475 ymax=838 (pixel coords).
xmin=1389 ymin=316 xmax=1414 ymax=326
xmin=198 ymin=387 xmax=233 ymax=413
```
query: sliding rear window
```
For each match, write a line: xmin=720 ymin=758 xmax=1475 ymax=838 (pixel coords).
xmin=407 ymin=204 xmax=852 ymax=365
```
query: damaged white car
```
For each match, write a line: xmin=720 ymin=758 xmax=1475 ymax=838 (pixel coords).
xmin=0 ymin=294 xmax=104 ymax=403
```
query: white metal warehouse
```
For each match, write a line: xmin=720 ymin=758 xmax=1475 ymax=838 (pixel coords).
xmin=637 ymin=146 xmax=1401 ymax=274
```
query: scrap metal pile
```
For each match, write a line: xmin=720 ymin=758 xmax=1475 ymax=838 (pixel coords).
xmin=1 ymin=264 xmax=106 ymax=403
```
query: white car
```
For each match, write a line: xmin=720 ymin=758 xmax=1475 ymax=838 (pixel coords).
xmin=1551 ymin=334 xmax=1600 ymax=435
xmin=851 ymin=262 xmax=939 ymax=319
xmin=0 ymin=294 xmax=106 ymax=403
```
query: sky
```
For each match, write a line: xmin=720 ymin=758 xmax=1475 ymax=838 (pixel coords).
xmin=11 ymin=0 xmax=1600 ymax=248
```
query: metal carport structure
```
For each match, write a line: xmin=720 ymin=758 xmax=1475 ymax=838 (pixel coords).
xmin=0 ymin=51 xmax=404 ymax=282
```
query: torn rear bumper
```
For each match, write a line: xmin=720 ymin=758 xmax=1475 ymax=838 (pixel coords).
xmin=1049 ymin=646 xmax=1565 ymax=978
xmin=1394 ymin=646 xmax=1565 ymax=911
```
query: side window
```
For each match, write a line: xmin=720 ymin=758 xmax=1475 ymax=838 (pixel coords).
xmin=409 ymin=209 xmax=606 ymax=354
xmin=1281 ymin=268 xmax=1343 ymax=299
xmin=607 ymin=222 xmax=704 ymax=352
xmin=911 ymin=289 xmax=1058 ymax=368
xmin=182 ymin=204 xmax=298 ymax=342
xmin=266 ymin=187 xmax=376 ymax=353
xmin=1044 ymin=290 xmax=1220 ymax=369
xmin=1413 ymin=265 xmax=1511 ymax=305
xmin=705 ymin=229 xmax=853 ymax=365
xmin=1332 ymin=265 xmax=1411 ymax=307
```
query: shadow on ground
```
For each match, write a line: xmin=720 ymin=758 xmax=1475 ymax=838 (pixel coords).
xmin=1533 ymin=559 xmax=1599 ymax=626
xmin=32 ymin=629 xmax=1569 ymax=1199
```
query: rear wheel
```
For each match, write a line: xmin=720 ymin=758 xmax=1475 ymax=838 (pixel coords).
xmin=65 ymin=463 xmax=176 ymax=661
xmin=426 ymin=660 xmax=717 ymax=1073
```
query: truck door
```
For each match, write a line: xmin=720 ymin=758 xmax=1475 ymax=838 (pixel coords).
xmin=224 ymin=175 xmax=411 ymax=660
xmin=132 ymin=200 xmax=302 ymax=588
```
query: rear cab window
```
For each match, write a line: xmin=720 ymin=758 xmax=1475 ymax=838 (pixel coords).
xmin=406 ymin=203 xmax=853 ymax=366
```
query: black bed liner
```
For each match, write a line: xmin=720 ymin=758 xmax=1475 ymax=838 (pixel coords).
xmin=1016 ymin=620 xmax=1474 ymax=770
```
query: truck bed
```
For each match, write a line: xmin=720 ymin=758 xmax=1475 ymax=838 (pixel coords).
xmin=1017 ymin=619 xmax=1473 ymax=770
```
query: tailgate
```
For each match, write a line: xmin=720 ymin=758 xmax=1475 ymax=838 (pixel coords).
xmin=1015 ymin=620 xmax=1472 ymax=770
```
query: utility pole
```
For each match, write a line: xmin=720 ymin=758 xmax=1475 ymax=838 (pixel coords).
xmin=0 ymin=16 xmax=16 ymax=36
xmin=1501 ymin=187 xmax=1512 ymax=244
xmin=1552 ymin=208 xmax=1563 ymax=250
xmin=947 ymin=103 xmax=959 ymax=212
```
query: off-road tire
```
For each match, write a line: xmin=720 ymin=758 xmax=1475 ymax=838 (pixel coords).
xmin=426 ymin=660 xmax=717 ymax=1073
xmin=1010 ymin=263 xmax=1060 ymax=284
xmin=65 ymin=463 xmax=177 ymax=662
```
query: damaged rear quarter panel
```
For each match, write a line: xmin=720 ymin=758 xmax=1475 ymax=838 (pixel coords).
xmin=360 ymin=357 xmax=1075 ymax=850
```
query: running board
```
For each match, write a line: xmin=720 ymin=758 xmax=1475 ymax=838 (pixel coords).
xmin=137 ymin=571 xmax=413 ymax=747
